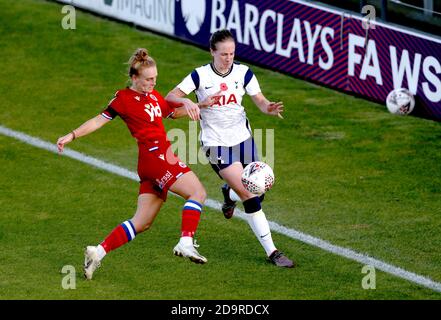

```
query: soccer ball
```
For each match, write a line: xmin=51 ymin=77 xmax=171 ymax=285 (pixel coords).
xmin=241 ymin=161 xmax=275 ymax=195
xmin=386 ymin=88 xmax=415 ymax=115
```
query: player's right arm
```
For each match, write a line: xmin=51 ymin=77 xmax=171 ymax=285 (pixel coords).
xmin=57 ymin=114 xmax=110 ymax=153
xmin=166 ymin=87 xmax=222 ymax=120
xmin=165 ymin=87 xmax=201 ymax=121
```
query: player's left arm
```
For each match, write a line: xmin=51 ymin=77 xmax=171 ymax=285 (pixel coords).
xmin=250 ymin=93 xmax=284 ymax=119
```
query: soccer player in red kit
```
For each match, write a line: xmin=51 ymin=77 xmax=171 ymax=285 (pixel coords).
xmin=57 ymin=48 xmax=207 ymax=280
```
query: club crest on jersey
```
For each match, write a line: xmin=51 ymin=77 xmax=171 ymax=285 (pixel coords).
xmin=149 ymin=94 xmax=158 ymax=101
xmin=135 ymin=96 xmax=140 ymax=101
xmin=144 ymin=102 xmax=162 ymax=121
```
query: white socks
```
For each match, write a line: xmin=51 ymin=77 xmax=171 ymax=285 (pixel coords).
xmin=227 ymin=186 xmax=276 ymax=257
xmin=229 ymin=188 xmax=242 ymax=202
xmin=246 ymin=210 xmax=277 ymax=257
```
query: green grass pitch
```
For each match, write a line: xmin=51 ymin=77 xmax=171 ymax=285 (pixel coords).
xmin=0 ymin=0 xmax=440 ymax=299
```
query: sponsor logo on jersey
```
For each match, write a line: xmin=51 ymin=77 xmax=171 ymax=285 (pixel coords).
xmin=144 ymin=102 xmax=162 ymax=121
xmin=211 ymin=94 xmax=238 ymax=107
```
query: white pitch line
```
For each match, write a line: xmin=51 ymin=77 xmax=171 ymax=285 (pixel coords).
xmin=1 ymin=124 xmax=441 ymax=294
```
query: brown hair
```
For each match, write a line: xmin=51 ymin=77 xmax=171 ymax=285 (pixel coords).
xmin=128 ymin=48 xmax=156 ymax=77
xmin=209 ymin=29 xmax=235 ymax=51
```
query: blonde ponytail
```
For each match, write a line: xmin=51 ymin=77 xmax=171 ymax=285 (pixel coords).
xmin=128 ymin=48 xmax=156 ymax=77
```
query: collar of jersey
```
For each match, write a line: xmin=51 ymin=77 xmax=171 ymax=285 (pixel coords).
xmin=210 ymin=62 xmax=234 ymax=78
xmin=127 ymin=86 xmax=150 ymax=97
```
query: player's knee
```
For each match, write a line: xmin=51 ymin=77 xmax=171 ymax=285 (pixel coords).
xmin=192 ymin=185 xmax=207 ymax=204
xmin=186 ymin=182 xmax=206 ymax=204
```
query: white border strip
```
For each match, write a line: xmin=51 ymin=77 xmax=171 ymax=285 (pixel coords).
xmin=1 ymin=124 xmax=440 ymax=294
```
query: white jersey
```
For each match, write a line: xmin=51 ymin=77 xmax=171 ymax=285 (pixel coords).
xmin=177 ymin=62 xmax=261 ymax=147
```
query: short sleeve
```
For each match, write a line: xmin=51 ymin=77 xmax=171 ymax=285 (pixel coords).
xmin=153 ymin=90 xmax=175 ymax=119
xmin=101 ymin=91 xmax=123 ymax=120
xmin=244 ymin=68 xmax=261 ymax=96
xmin=177 ymin=69 xmax=199 ymax=95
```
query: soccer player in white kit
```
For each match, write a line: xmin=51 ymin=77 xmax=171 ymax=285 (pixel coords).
xmin=166 ymin=30 xmax=294 ymax=268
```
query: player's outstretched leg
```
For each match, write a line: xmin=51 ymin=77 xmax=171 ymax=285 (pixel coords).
xmin=84 ymin=220 xmax=137 ymax=280
xmin=84 ymin=194 xmax=163 ymax=280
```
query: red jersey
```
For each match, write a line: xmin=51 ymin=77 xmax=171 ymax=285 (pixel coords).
xmin=102 ymin=88 xmax=175 ymax=145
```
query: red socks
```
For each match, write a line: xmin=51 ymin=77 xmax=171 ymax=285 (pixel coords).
xmin=99 ymin=200 xmax=202 ymax=253
xmin=100 ymin=220 xmax=136 ymax=253
xmin=181 ymin=200 xmax=202 ymax=238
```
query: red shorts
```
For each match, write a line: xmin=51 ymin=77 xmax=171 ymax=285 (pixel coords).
xmin=137 ymin=141 xmax=191 ymax=201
